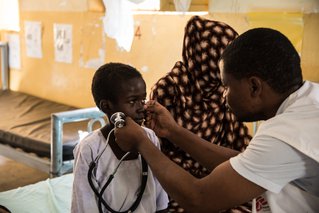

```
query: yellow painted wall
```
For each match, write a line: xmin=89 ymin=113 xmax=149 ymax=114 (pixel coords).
xmin=9 ymin=11 xmax=192 ymax=107
xmin=205 ymin=12 xmax=319 ymax=83
xmin=301 ymin=13 xmax=319 ymax=81
xmin=2 ymin=1 xmax=319 ymax=113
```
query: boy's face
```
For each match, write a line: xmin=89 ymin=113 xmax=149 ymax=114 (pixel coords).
xmin=108 ymin=77 xmax=147 ymax=125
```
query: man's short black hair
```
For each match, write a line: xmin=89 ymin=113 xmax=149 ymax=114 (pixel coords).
xmin=91 ymin=62 xmax=142 ymax=108
xmin=220 ymin=28 xmax=303 ymax=93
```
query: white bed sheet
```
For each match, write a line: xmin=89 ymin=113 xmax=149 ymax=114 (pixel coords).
xmin=0 ymin=173 xmax=73 ymax=213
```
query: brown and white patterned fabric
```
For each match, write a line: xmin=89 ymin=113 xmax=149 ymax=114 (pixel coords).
xmin=150 ymin=16 xmax=252 ymax=212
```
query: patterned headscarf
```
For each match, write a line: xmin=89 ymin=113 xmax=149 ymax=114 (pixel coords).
xmin=150 ymin=16 xmax=252 ymax=212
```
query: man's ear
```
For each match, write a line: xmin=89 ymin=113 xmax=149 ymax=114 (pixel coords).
xmin=248 ymin=76 xmax=262 ymax=97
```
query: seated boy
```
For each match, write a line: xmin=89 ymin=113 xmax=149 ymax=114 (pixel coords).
xmin=71 ymin=62 xmax=169 ymax=213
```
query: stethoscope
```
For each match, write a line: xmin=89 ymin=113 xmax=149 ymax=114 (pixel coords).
xmin=87 ymin=112 xmax=148 ymax=213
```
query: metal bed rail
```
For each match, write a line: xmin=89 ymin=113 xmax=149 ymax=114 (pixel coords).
xmin=0 ymin=42 xmax=9 ymax=90
xmin=51 ymin=107 xmax=106 ymax=177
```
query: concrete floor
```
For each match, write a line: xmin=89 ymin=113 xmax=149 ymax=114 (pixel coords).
xmin=0 ymin=155 xmax=49 ymax=192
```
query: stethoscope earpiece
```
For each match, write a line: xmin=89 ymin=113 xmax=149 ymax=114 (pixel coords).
xmin=110 ymin=112 xmax=126 ymax=128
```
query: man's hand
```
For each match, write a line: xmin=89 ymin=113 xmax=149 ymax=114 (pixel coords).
xmin=114 ymin=117 xmax=148 ymax=152
xmin=144 ymin=100 xmax=179 ymax=139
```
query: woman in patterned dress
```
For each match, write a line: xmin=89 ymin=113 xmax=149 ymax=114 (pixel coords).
xmin=150 ymin=16 xmax=252 ymax=213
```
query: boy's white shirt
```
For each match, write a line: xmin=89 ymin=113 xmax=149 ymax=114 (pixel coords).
xmin=71 ymin=126 xmax=169 ymax=213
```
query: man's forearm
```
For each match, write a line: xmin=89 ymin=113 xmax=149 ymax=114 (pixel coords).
xmin=138 ymin=136 xmax=264 ymax=213
xmin=166 ymin=125 xmax=240 ymax=170
xmin=138 ymin=138 xmax=202 ymax=211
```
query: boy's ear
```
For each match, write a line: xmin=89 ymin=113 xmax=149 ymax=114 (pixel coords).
xmin=99 ymin=99 xmax=111 ymax=112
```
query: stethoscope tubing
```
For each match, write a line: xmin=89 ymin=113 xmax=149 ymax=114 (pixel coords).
xmin=87 ymin=127 xmax=148 ymax=213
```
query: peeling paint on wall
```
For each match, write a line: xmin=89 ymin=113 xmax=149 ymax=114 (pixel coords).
xmin=83 ymin=48 xmax=105 ymax=69
xmin=79 ymin=22 xmax=105 ymax=69
xmin=140 ymin=65 xmax=149 ymax=73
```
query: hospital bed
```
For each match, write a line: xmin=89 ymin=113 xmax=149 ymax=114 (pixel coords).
xmin=0 ymin=173 xmax=74 ymax=213
xmin=0 ymin=42 xmax=106 ymax=177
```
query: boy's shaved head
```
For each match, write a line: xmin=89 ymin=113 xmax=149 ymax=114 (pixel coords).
xmin=92 ymin=62 xmax=142 ymax=109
